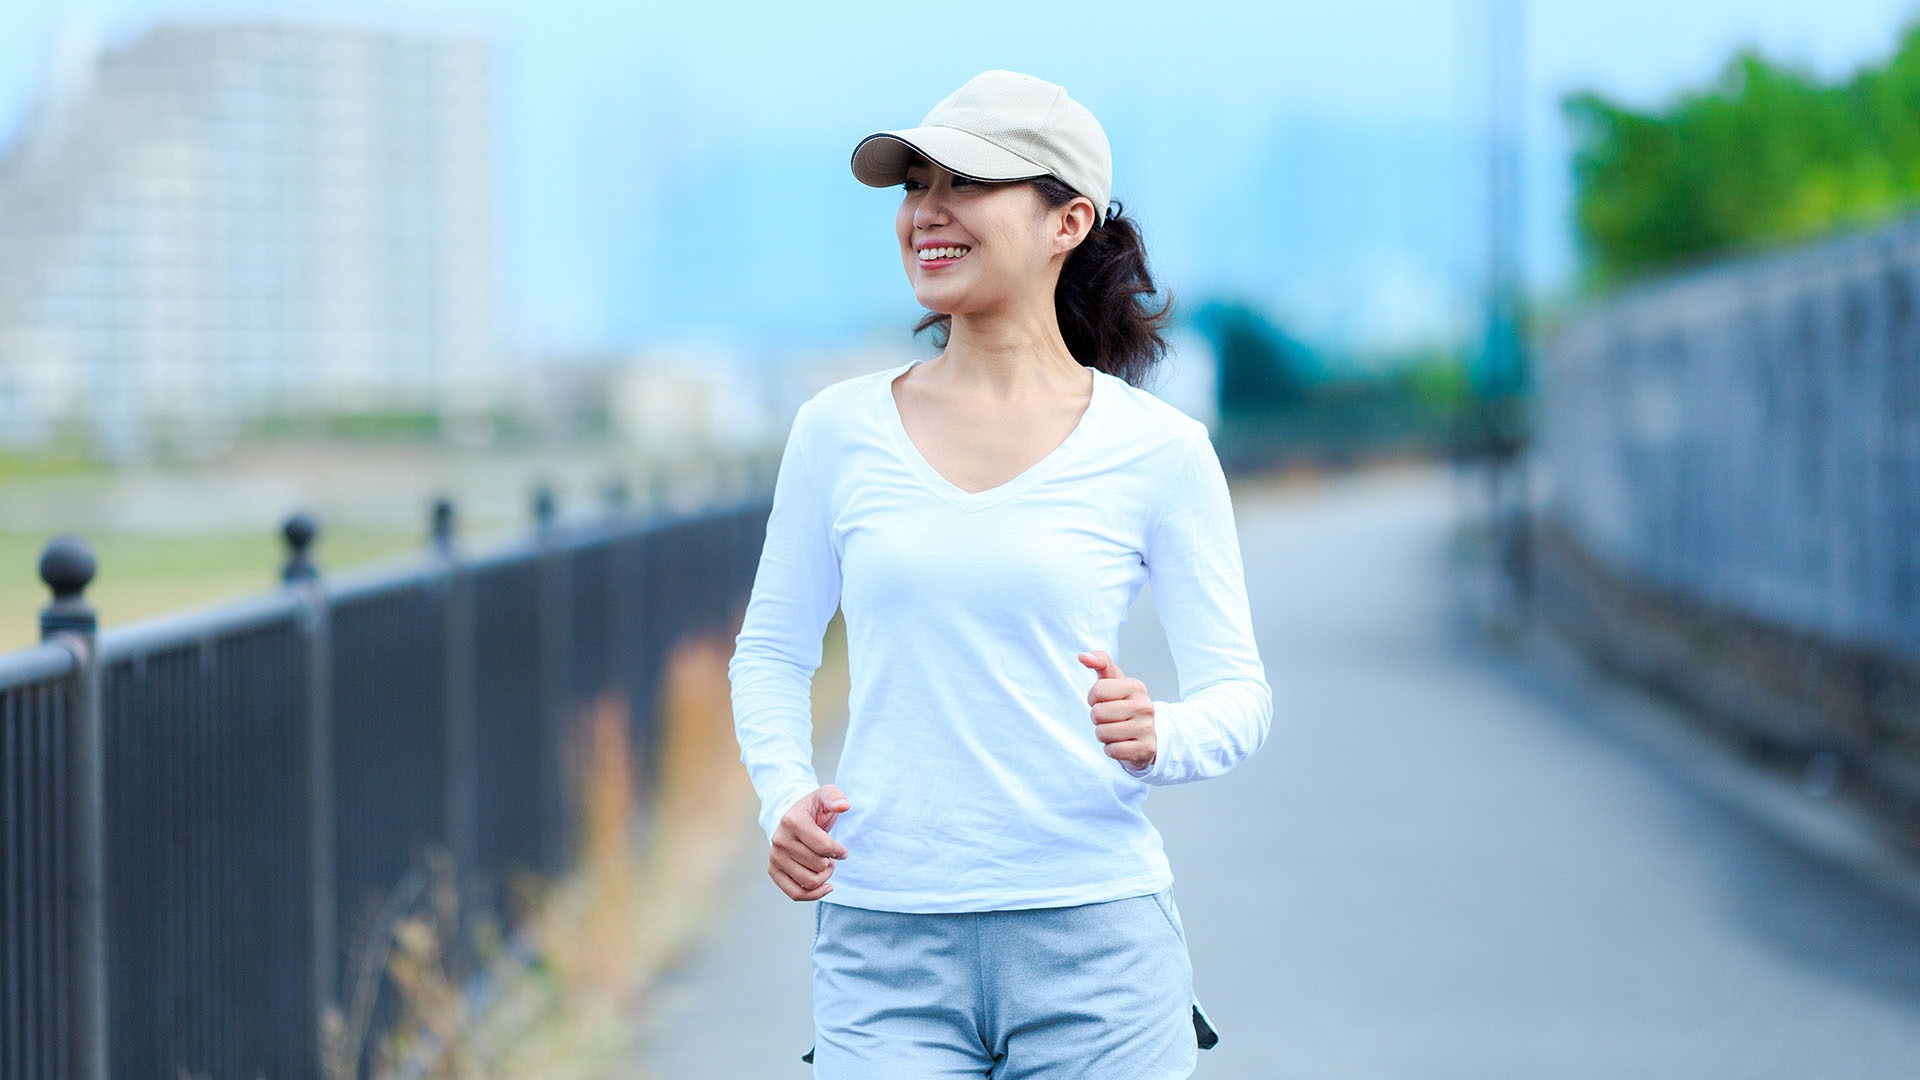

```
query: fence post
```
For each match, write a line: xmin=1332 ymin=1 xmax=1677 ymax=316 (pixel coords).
xmin=600 ymin=476 xmax=629 ymax=759
xmin=281 ymin=511 xmax=335 ymax=1076
xmin=432 ymin=496 xmax=479 ymax=983
xmin=532 ymin=484 xmax=573 ymax=874
xmin=38 ymin=535 xmax=105 ymax=1080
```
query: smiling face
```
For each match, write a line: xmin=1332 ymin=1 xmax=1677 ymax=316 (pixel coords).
xmin=894 ymin=155 xmax=1088 ymax=319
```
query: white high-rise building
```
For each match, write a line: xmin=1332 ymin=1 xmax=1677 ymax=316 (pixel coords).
xmin=0 ymin=19 xmax=498 ymax=462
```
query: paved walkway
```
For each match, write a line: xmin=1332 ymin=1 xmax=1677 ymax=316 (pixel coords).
xmin=627 ymin=463 xmax=1920 ymax=1078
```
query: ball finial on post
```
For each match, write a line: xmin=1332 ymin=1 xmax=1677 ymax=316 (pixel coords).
xmin=38 ymin=534 xmax=98 ymax=640
xmin=282 ymin=511 xmax=321 ymax=584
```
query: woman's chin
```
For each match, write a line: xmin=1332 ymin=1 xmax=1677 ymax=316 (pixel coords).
xmin=910 ymin=287 xmax=965 ymax=313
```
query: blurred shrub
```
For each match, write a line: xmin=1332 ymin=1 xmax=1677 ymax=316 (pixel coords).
xmin=1187 ymin=298 xmax=1470 ymax=473
xmin=244 ymin=408 xmax=442 ymax=441
xmin=235 ymin=406 xmax=540 ymax=445
xmin=1189 ymin=298 xmax=1319 ymax=414
xmin=1565 ymin=20 xmax=1920 ymax=290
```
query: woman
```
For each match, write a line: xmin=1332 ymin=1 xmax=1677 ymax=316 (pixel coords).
xmin=729 ymin=69 xmax=1271 ymax=1078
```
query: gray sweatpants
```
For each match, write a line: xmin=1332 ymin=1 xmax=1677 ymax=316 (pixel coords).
xmin=805 ymin=886 xmax=1210 ymax=1078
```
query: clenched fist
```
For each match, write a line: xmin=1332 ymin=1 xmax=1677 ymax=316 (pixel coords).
xmin=769 ymin=784 xmax=850 ymax=901
xmin=1078 ymin=649 xmax=1157 ymax=771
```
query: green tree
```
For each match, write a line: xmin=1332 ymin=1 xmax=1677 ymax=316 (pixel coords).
xmin=1565 ymin=21 xmax=1920 ymax=290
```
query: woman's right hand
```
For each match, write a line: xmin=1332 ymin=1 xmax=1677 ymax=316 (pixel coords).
xmin=769 ymin=784 xmax=850 ymax=901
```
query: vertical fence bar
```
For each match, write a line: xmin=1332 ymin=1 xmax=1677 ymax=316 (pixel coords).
xmin=37 ymin=536 xmax=103 ymax=1080
xmin=282 ymin=512 xmax=334 ymax=1078
xmin=434 ymin=496 xmax=480 ymax=983
xmin=600 ymin=480 xmax=641 ymax=833
xmin=532 ymin=484 xmax=573 ymax=874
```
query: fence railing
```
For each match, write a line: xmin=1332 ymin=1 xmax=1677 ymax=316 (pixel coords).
xmin=1 ymin=477 xmax=772 ymax=1080
xmin=1533 ymin=208 xmax=1920 ymax=830
xmin=1536 ymin=211 xmax=1920 ymax=661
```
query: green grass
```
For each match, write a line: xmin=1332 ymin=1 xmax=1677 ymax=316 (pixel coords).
xmin=0 ymin=448 xmax=111 ymax=481
xmin=0 ymin=526 xmax=432 ymax=654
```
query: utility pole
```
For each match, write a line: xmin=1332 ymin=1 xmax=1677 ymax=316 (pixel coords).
xmin=1480 ymin=0 xmax=1531 ymax=629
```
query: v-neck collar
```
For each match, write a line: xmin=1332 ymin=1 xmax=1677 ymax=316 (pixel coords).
xmin=881 ymin=358 xmax=1106 ymax=512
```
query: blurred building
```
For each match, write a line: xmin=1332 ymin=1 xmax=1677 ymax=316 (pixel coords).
xmin=0 ymin=19 xmax=499 ymax=463
xmin=602 ymin=343 xmax=916 ymax=458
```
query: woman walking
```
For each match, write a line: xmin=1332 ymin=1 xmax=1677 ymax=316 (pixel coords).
xmin=728 ymin=69 xmax=1271 ymax=1078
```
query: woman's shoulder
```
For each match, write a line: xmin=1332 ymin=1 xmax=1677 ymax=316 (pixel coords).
xmin=781 ymin=360 xmax=910 ymax=467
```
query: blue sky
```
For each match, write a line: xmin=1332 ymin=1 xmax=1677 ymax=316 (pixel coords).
xmin=5 ymin=0 xmax=1919 ymax=359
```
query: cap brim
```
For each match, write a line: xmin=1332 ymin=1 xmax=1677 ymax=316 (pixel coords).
xmin=850 ymin=127 xmax=1050 ymax=188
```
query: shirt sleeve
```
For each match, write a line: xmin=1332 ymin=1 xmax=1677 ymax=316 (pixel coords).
xmin=728 ymin=399 xmax=842 ymax=842
xmin=1121 ymin=425 xmax=1273 ymax=785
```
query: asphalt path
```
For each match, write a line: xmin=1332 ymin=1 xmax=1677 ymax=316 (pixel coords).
xmin=629 ymin=463 xmax=1920 ymax=1078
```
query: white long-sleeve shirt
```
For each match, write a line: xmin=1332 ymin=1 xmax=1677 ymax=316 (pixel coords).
xmin=728 ymin=358 xmax=1271 ymax=913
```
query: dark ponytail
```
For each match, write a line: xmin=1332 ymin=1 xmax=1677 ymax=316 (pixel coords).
xmin=912 ymin=176 xmax=1174 ymax=388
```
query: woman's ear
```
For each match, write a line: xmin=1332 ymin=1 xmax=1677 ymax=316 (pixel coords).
xmin=1053 ymin=197 xmax=1096 ymax=255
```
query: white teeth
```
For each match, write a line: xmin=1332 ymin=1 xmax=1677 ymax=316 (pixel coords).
xmin=918 ymin=245 xmax=970 ymax=261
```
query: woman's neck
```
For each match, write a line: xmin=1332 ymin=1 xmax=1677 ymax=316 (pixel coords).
xmin=934 ymin=305 xmax=1084 ymax=400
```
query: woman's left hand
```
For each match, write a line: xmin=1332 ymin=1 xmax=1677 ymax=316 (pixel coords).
xmin=1077 ymin=649 xmax=1156 ymax=771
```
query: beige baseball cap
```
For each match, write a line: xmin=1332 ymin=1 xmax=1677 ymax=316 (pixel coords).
xmin=850 ymin=69 xmax=1113 ymax=221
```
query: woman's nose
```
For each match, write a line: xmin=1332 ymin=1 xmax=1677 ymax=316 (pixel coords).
xmin=914 ymin=189 xmax=951 ymax=228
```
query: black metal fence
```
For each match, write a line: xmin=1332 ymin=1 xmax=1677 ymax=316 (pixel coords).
xmin=1 ymin=479 xmax=771 ymax=1079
